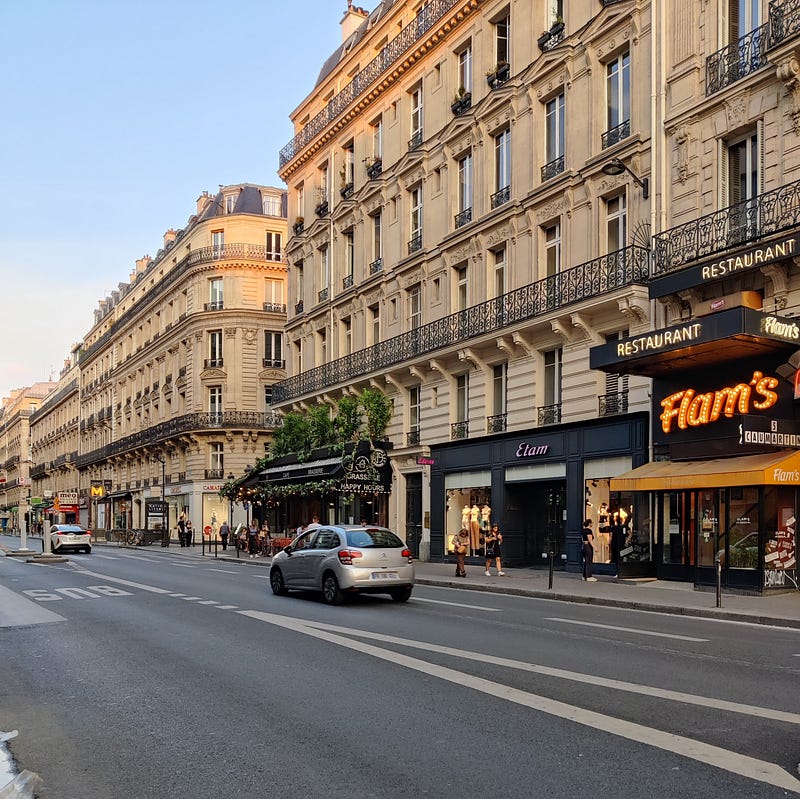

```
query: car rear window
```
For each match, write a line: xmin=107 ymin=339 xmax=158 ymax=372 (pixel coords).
xmin=55 ymin=526 xmax=86 ymax=533
xmin=346 ymin=529 xmax=404 ymax=548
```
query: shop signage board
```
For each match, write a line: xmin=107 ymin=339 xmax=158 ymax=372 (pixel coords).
xmin=416 ymin=456 xmax=435 ymax=465
xmin=739 ymin=415 xmax=800 ymax=449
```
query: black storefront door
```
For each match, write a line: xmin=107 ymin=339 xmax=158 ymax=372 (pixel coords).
xmin=506 ymin=481 xmax=565 ymax=567
xmin=405 ymin=473 xmax=422 ymax=558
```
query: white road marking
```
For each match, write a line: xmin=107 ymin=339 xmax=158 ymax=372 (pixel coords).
xmin=413 ymin=597 xmax=503 ymax=612
xmin=240 ymin=609 xmax=800 ymax=795
xmin=181 ymin=596 xmax=203 ymax=601
xmin=206 ymin=569 xmax=238 ymax=574
xmin=90 ymin=554 xmax=121 ymax=560
xmin=122 ymin=555 xmax=161 ymax=563
xmin=216 ymin=605 xmax=239 ymax=610
xmin=545 ymin=617 xmax=709 ymax=642
xmin=170 ymin=563 xmax=196 ymax=568
xmin=251 ymin=574 xmax=270 ymax=579
xmin=197 ymin=600 xmax=219 ymax=605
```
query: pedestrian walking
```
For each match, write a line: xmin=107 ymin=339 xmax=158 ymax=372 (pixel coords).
xmin=582 ymin=518 xmax=597 ymax=581
xmin=484 ymin=523 xmax=505 ymax=576
xmin=177 ymin=513 xmax=186 ymax=547
xmin=219 ymin=519 xmax=230 ymax=551
xmin=451 ymin=527 xmax=469 ymax=577
xmin=247 ymin=520 xmax=259 ymax=558
xmin=185 ymin=519 xmax=194 ymax=547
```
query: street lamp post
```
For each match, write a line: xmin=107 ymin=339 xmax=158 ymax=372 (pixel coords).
xmin=153 ymin=455 xmax=167 ymax=546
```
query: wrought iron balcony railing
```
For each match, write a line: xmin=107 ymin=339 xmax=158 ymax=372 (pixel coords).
xmin=486 ymin=62 xmax=510 ymax=89
xmin=409 ymin=130 xmax=423 ymax=151
xmin=272 ymin=245 xmax=649 ymax=402
xmin=342 ymin=274 xmax=354 ymax=290
xmin=599 ymin=391 xmax=629 ymax=417
xmin=652 ymin=177 xmax=800 ymax=275
xmin=770 ymin=0 xmax=800 ymax=46
xmin=601 ymin=119 xmax=630 ymax=149
xmin=318 ymin=287 xmax=329 ymax=303
xmin=369 ymin=257 xmax=383 ymax=275
xmin=339 ymin=183 xmax=355 ymax=200
xmin=204 ymin=358 xmax=224 ymax=369
xmin=541 ymin=155 xmax=565 ymax=182
xmin=315 ymin=200 xmax=329 ymax=217
xmin=295 ymin=300 xmax=304 ymax=315
xmin=490 ymin=185 xmax=511 ymax=209
xmin=279 ymin=0 xmax=463 ymax=169
xmin=293 ymin=220 xmax=305 ymax=235
xmin=451 ymin=93 xmax=472 ymax=115
xmin=262 ymin=358 xmax=286 ymax=369
xmin=408 ymin=234 xmax=423 ymax=254
xmin=406 ymin=429 xmax=421 ymax=446
xmin=487 ymin=413 xmax=507 ymax=433
xmin=263 ymin=302 xmax=287 ymax=313
xmin=205 ymin=469 xmax=225 ymax=479
xmin=538 ymin=23 xmax=565 ymax=52
xmin=204 ymin=301 xmax=224 ymax=311
xmin=538 ymin=403 xmax=562 ymax=426
xmin=451 ymin=421 xmax=469 ymax=440
xmin=366 ymin=159 xmax=383 ymax=179
xmin=75 ymin=411 xmax=283 ymax=468
xmin=706 ymin=22 xmax=769 ymax=96
xmin=455 ymin=208 xmax=472 ymax=228
xmin=486 ymin=413 xmax=508 ymax=433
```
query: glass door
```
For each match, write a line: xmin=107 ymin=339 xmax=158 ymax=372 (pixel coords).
xmin=697 ymin=489 xmax=725 ymax=585
xmin=658 ymin=490 xmax=696 ymax=581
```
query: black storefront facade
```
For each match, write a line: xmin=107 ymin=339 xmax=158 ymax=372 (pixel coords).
xmin=592 ymin=304 xmax=800 ymax=593
xmin=243 ymin=441 xmax=393 ymax=534
xmin=428 ymin=414 xmax=649 ymax=576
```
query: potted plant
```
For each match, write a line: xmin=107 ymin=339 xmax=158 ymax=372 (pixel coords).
xmin=451 ymin=86 xmax=472 ymax=115
xmin=486 ymin=60 xmax=510 ymax=88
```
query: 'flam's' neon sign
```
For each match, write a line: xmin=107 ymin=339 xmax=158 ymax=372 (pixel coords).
xmin=659 ymin=371 xmax=779 ymax=433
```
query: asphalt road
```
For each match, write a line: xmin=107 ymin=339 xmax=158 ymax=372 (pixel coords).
xmin=1 ymin=548 xmax=799 ymax=799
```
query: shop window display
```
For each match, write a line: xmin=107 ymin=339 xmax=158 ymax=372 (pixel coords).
xmin=584 ymin=478 xmax=649 ymax=565
xmin=446 ymin=486 xmax=491 ymax=556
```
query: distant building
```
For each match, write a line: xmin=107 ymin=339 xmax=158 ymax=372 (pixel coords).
xmin=74 ymin=184 xmax=288 ymax=532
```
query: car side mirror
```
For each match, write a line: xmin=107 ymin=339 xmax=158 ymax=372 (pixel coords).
xmin=284 ymin=546 xmax=292 ymax=555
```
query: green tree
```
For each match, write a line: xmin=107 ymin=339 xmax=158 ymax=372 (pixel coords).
xmin=359 ymin=387 xmax=392 ymax=442
xmin=334 ymin=395 xmax=362 ymax=443
xmin=269 ymin=411 xmax=310 ymax=458
xmin=308 ymin=404 xmax=335 ymax=449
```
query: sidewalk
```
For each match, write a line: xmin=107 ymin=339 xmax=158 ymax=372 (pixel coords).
xmin=2 ymin=534 xmax=799 ymax=628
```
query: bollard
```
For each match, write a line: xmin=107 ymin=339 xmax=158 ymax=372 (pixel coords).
xmin=715 ymin=556 xmax=722 ymax=608
xmin=548 ymin=547 xmax=555 ymax=590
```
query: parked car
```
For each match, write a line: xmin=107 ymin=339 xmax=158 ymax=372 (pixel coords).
xmin=50 ymin=524 xmax=92 ymax=554
xmin=270 ymin=524 xmax=414 ymax=605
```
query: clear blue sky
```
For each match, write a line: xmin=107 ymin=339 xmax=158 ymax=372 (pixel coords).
xmin=0 ymin=0 xmax=345 ymax=400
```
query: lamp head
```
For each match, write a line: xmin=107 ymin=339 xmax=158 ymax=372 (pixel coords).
xmin=601 ymin=158 xmax=626 ymax=177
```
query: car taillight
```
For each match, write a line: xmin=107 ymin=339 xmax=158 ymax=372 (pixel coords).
xmin=56 ymin=531 xmax=66 ymax=535
xmin=337 ymin=549 xmax=363 ymax=565
xmin=402 ymin=548 xmax=413 ymax=563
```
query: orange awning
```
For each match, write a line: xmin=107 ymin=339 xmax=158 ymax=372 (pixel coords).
xmin=610 ymin=450 xmax=800 ymax=491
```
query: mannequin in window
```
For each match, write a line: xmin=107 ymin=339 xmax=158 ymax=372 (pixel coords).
xmin=470 ymin=504 xmax=481 ymax=550
xmin=461 ymin=504 xmax=470 ymax=531
xmin=480 ymin=504 xmax=491 ymax=531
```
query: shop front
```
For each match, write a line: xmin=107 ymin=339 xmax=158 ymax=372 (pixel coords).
xmin=429 ymin=415 xmax=650 ymax=575
xmin=591 ymin=307 xmax=800 ymax=592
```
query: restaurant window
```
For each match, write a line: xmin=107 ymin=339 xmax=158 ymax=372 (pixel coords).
xmin=585 ymin=476 xmax=647 ymax=566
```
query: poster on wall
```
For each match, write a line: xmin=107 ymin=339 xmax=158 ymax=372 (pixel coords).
xmin=764 ymin=510 xmax=797 ymax=591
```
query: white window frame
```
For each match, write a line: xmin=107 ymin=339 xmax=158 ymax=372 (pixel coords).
xmin=495 ymin=128 xmax=511 ymax=191
xmin=606 ymin=51 xmax=631 ymax=131
xmin=545 ymin=92 xmax=565 ymax=163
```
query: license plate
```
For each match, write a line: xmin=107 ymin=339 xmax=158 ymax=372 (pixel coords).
xmin=371 ymin=571 xmax=398 ymax=580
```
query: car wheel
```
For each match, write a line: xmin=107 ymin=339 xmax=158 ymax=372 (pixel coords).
xmin=321 ymin=572 xmax=344 ymax=605
xmin=389 ymin=586 xmax=413 ymax=603
xmin=270 ymin=568 xmax=288 ymax=596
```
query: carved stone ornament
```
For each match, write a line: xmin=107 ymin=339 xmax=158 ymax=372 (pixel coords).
xmin=724 ymin=92 xmax=749 ymax=130
xmin=486 ymin=226 xmax=512 ymax=247
xmin=674 ymin=123 xmax=691 ymax=183
xmin=777 ymin=55 xmax=800 ymax=135
xmin=399 ymin=267 xmax=424 ymax=289
xmin=201 ymin=368 xmax=227 ymax=380
xmin=242 ymin=328 xmax=257 ymax=344
xmin=536 ymin=198 xmax=568 ymax=222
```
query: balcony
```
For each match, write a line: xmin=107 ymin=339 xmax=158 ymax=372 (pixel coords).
xmin=454 ymin=208 xmax=472 ymax=228
xmin=406 ymin=429 xmax=420 ymax=446
xmin=538 ymin=403 xmax=562 ymax=426
xmin=279 ymin=0 xmax=465 ymax=169
xmin=706 ymin=22 xmax=770 ymax=96
xmin=205 ymin=469 xmax=225 ymax=480
xmin=408 ymin=234 xmax=423 ymax=254
xmin=318 ymin=287 xmax=329 ymax=303
xmin=537 ymin=22 xmax=565 ymax=52
xmin=365 ymin=159 xmax=383 ymax=179
xmin=272 ymin=244 xmax=649 ymax=403
xmin=451 ymin=92 xmax=472 ymax=116
xmin=408 ymin=130 xmax=423 ymax=152
xmin=770 ymin=0 xmax=800 ymax=46
xmin=339 ymin=182 xmax=354 ymax=200
xmin=204 ymin=358 xmax=224 ymax=369
xmin=315 ymin=200 xmax=329 ymax=217
xmin=295 ymin=300 xmax=304 ymax=315
xmin=451 ymin=421 xmax=469 ymax=440
xmin=486 ymin=62 xmax=510 ymax=89
xmin=652 ymin=177 xmax=800 ymax=276
xmin=262 ymin=358 xmax=286 ymax=368
xmin=342 ymin=274 xmax=354 ymax=290
xmin=541 ymin=155 xmax=565 ymax=182
xmin=490 ymin=185 xmax=511 ymax=209
xmin=293 ymin=219 xmax=305 ymax=235
xmin=601 ymin=119 xmax=630 ymax=149
xmin=263 ymin=302 xmax=287 ymax=313
xmin=599 ymin=391 xmax=629 ymax=417
xmin=487 ymin=413 xmax=507 ymax=434
xmin=369 ymin=257 xmax=383 ymax=275
xmin=204 ymin=301 xmax=224 ymax=311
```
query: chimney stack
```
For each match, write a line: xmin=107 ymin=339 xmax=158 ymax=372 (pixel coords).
xmin=340 ymin=0 xmax=368 ymax=42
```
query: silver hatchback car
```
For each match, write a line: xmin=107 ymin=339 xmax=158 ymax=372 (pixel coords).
xmin=270 ymin=524 xmax=414 ymax=604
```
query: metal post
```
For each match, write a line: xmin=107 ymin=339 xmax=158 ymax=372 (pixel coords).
xmin=548 ymin=539 xmax=555 ymax=590
xmin=715 ymin=555 xmax=723 ymax=608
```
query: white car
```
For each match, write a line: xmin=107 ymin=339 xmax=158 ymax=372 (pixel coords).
xmin=50 ymin=524 xmax=92 ymax=554
xmin=270 ymin=524 xmax=414 ymax=604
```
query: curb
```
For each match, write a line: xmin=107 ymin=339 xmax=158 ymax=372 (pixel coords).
xmin=413 ymin=577 xmax=800 ymax=630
